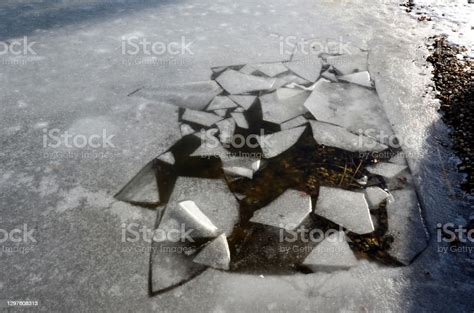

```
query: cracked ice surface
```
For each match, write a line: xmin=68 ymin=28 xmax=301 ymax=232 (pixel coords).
xmin=260 ymin=88 xmax=309 ymax=124
xmin=132 ymin=81 xmax=223 ymax=110
xmin=309 ymin=120 xmax=387 ymax=152
xmin=215 ymin=69 xmax=276 ymax=94
xmin=304 ymin=78 xmax=394 ymax=136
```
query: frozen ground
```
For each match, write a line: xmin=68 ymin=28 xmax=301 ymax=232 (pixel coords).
xmin=0 ymin=0 xmax=473 ymax=312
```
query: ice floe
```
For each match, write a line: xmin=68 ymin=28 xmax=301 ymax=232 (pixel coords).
xmin=258 ymin=126 xmax=306 ymax=158
xmin=315 ymin=186 xmax=374 ymax=234
xmin=250 ymin=189 xmax=312 ymax=230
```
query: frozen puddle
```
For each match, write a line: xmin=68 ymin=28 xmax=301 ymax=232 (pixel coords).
xmin=117 ymin=49 xmax=429 ymax=295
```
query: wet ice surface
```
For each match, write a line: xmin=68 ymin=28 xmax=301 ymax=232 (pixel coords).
xmin=119 ymin=52 xmax=431 ymax=295
xmin=3 ymin=0 xmax=472 ymax=310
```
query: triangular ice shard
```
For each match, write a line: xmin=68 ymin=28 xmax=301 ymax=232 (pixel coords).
xmin=260 ymin=89 xmax=310 ymax=124
xmin=314 ymin=186 xmax=374 ymax=234
xmin=326 ymin=53 xmax=368 ymax=75
xmin=207 ymin=96 xmax=238 ymax=110
xmin=230 ymin=112 xmax=249 ymax=129
xmin=310 ymin=121 xmax=387 ymax=152
xmin=302 ymin=231 xmax=358 ymax=272
xmin=280 ymin=116 xmax=307 ymax=130
xmin=250 ymin=189 xmax=311 ymax=230
xmin=258 ymin=126 xmax=306 ymax=158
xmin=180 ymin=123 xmax=195 ymax=136
xmin=213 ymin=109 xmax=227 ymax=117
xmin=162 ymin=177 xmax=240 ymax=236
xmin=190 ymin=132 xmax=228 ymax=159
xmin=115 ymin=161 xmax=159 ymax=205
xmin=132 ymin=81 xmax=223 ymax=110
xmin=157 ymin=200 xmax=219 ymax=241
xmin=216 ymin=69 xmax=276 ymax=94
xmin=338 ymin=71 xmax=372 ymax=88
xmin=364 ymin=186 xmax=390 ymax=209
xmin=228 ymin=95 xmax=256 ymax=110
xmin=284 ymin=56 xmax=322 ymax=82
xmin=157 ymin=151 xmax=175 ymax=165
xmin=193 ymin=234 xmax=231 ymax=270
xmin=274 ymin=73 xmax=310 ymax=89
xmin=150 ymin=239 xmax=206 ymax=294
xmin=182 ymin=109 xmax=223 ymax=127
xmin=252 ymin=62 xmax=289 ymax=77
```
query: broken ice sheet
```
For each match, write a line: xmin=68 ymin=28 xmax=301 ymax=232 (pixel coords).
xmin=230 ymin=112 xmax=249 ymax=129
xmin=364 ymin=186 xmax=389 ymax=209
xmin=193 ymin=233 xmax=231 ymax=270
xmin=228 ymin=95 xmax=256 ymax=110
xmin=338 ymin=71 xmax=373 ymax=88
xmin=366 ymin=162 xmax=408 ymax=179
xmin=273 ymin=73 xmax=310 ymax=88
xmin=303 ymin=79 xmax=394 ymax=136
xmin=258 ymin=126 xmax=306 ymax=158
xmin=132 ymin=81 xmax=222 ymax=110
xmin=280 ymin=115 xmax=307 ymax=130
xmin=321 ymin=67 xmax=338 ymax=82
xmin=216 ymin=69 xmax=276 ymax=94
xmin=326 ymin=52 xmax=368 ymax=75
xmin=157 ymin=200 xmax=219 ymax=241
xmin=157 ymin=151 xmax=175 ymax=165
xmin=302 ymin=231 xmax=357 ymax=272
xmin=161 ymin=177 xmax=240 ymax=237
xmin=385 ymin=188 xmax=429 ymax=265
xmin=180 ymin=123 xmax=195 ymax=136
xmin=190 ymin=131 xmax=229 ymax=159
xmin=314 ymin=186 xmax=374 ymax=235
xmin=260 ymin=89 xmax=310 ymax=124
xmin=251 ymin=62 xmax=289 ymax=77
xmin=250 ymin=189 xmax=312 ymax=231
xmin=309 ymin=120 xmax=387 ymax=152
xmin=182 ymin=109 xmax=223 ymax=127
xmin=284 ymin=55 xmax=323 ymax=82
xmin=206 ymin=96 xmax=238 ymax=110
xmin=213 ymin=109 xmax=227 ymax=117
xmin=115 ymin=160 xmax=159 ymax=205
xmin=150 ymin=239 xmax=207 ymax=294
